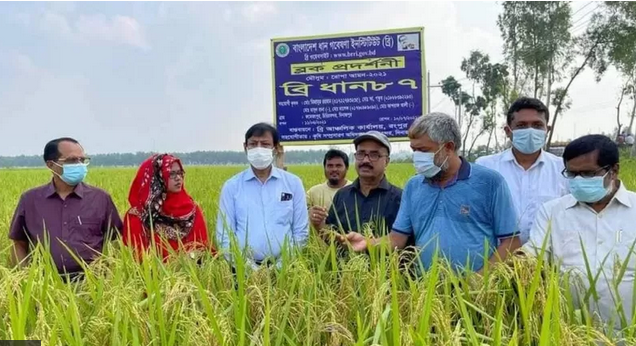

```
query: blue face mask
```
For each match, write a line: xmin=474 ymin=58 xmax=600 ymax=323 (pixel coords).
xmin=568 ymin=173 xmax=612 ymax=203
xmin=413 ymin=147 xmax=447 ymax=178
xmin=512 ymin=128 xmax=546 ymax=154
xmin=53 ymin=163 xmax=88 ymax=186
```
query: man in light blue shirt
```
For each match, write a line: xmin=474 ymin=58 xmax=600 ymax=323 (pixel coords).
xmin=342 ymin=113 xmax=520 ymax=274
xmin=216 ymin=122 xmax=309 ymax=269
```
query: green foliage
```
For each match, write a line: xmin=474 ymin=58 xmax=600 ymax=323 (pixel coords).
xmin=0 ymin=163 xmax=635 ymax=345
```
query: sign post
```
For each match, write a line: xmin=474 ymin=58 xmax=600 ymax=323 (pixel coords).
xmin=271 ymin=27 xmax=426 ymax=145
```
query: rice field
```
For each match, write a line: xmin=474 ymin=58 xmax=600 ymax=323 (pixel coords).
xmin=1 ymin=161 xmax=636 ymax=346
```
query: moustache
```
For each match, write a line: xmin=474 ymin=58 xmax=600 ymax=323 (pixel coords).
xmin=359 ymin=163 xmax=373 ymax=169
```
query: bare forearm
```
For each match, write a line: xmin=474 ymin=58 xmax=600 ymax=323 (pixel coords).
xmin=486 ymin=237 xmax=521 ymax=266
xmin=10 ymin=241 xmax=29 ymax=268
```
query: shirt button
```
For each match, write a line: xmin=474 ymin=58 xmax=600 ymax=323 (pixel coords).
xmin=64 ymin=222 xmax=68 ymax=225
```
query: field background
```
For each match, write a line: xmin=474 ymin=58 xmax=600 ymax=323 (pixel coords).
xmin=1 ymin=160 xmax=636 ymax=345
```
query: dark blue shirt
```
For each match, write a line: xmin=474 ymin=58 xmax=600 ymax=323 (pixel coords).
xmin=326 ymin=176 xmax=402 ymax=237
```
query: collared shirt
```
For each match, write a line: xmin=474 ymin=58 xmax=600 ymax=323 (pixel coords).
xmin=306 ymin=180 xmax=352 ymax=210
xmin=8 ymin=181 xmax=123 ymax=274
xmin=325 ymin=176 xmax=402 ymax=236
xmin=393 ymin=158 xmax=519 ymax=273
xmin=522 ymin=182 xmax=636 ymax=330
xmin=215 ymin=167 xmax=309 ymax=263
xmin=475 ymin=149 xmax=568 ymax=243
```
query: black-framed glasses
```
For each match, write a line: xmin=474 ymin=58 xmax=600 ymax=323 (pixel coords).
xmin=354 ymin=152 xmax=386 ymax=162
xmin=58 ymin=157 xmax=91 ymax=165
xmin=561 ymin=166 xmax=609 ymax=179
xmin=169 ymin=171 xmax=185 ymax=179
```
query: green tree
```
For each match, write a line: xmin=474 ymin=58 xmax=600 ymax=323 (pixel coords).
xmin=497 ymin=1 xmax=573 ymax=105
xmin=459 ymin=51 xmax=510 ymax=156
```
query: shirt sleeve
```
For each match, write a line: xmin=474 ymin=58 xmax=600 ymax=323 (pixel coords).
xmin=291 ymin=177 xmax=309 ymax=248
xmin=104 ymin=194 xmax=123 ymax=239
xmin=215 ymin=181 xmax=236 ymax=255
xmin=491 ymin=177 xmax=520 ymax=239
xmin=8 ymin=195 xmax=28 ymax=241
xmin=521 ymin=200 xmax=553 ymax=259
xmin=392 ymin=184 xmax=412 ymax=235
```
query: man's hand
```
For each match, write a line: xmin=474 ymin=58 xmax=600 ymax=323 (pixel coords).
xmin=309 ymin=206 xmax=328 ymax=228
xmin=343 ymin=232 xmax=371 ymax=252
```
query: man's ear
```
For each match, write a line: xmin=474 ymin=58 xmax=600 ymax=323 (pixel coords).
xmin=504 ymin=125 xmax=513 ymax=138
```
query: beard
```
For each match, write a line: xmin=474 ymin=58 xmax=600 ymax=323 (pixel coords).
xmin=328 ymin=178 xmax=340 ymax=186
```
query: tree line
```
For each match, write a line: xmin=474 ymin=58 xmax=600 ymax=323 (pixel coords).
xmin=440 ymin=1 xmax=636 ymax=159
xmin=0 ymin=150 xmax=336 ymax=168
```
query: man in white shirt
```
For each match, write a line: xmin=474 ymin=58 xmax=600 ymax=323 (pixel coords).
xmin=476 ymin=97 xmax=568 ymax=243
xmin=216 ymin=122 xmax=309 ymax=270
xmin=522 ymin=134 xmax=636 ymax=331
xmin=626 ymin=133 xmax=634 ymax=146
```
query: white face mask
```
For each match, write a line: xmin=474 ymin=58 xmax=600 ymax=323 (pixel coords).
xmin=412 ymin=146 xmax=447 ymax=178
xmin=247 ymin=147 xmax=274 ymax=170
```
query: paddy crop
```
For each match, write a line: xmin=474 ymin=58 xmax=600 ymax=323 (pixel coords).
xmin=0 ymin=161 xmax=635 ymax=345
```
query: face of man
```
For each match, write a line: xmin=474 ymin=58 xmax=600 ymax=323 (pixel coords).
xmin=324 ymin=157 xmax=347 ymax=186
xmin=46 ymin=141 xmax=87 ymax=177
xmin=244 ymin=131 xmax=275 ymax=152
xmin=565 ymin=150 xmax=619 ymax=191
xmin=354 ymin=140 xmax=389 ymax=179
xmin=505 ymin=109 xmax=550 ymax=138
xmin=409 ymin=133 xmax=455 ymax=181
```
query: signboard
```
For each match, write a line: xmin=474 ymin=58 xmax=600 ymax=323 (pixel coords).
xmin=271 ymin=27 xmax=426 ymax=145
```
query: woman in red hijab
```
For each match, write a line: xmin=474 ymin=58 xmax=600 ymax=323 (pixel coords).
xmin=122 ymin=154 xmax=214 ymax=261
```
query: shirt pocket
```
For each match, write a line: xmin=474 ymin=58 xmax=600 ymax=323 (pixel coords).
xmin=272 ymin=200 xmax=294 ymax=226
xmin=71 ymin=216 xmax=103 ymax=237
xmin=614 ymin=231 xmax=636 ymax=277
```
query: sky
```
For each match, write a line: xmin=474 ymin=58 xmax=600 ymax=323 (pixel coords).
xmin=0 ymin=1 xmax=626 ymax=156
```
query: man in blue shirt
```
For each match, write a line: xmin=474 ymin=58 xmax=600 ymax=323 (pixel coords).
xmin=216 ymin=122 xmax=309 ymax=269
xmin=341 ymin=113 xmax=521 ymax=273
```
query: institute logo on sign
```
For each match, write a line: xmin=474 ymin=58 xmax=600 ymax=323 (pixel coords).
xmin=275 ymin=43 xmax=290 ymax=58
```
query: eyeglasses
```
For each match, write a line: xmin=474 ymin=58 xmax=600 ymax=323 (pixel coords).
xmin=354 ymin=152 xmax=387 ymax=162
xmin=561 ymin=166 xmax=609 ymax=179
xmin=169 ymin=171 xmax=185 ymax=179
xmin=58 ymin=157 xmax=91 ymax=165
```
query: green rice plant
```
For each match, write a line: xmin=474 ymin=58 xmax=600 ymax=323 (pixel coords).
xmin=0 ymin=161 xmax=635 ymax=345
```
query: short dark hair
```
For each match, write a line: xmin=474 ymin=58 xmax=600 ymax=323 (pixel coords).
xmin=43 ymin=137 xmax=80 ymax=162
xmin=506 ymin=97 xmax=550 ymax=125
xmin=244 ymin=122 xmax=280 ymax=146
xmin=323 ymin=149 xmax=349 ymax=169
xmin=563 ymin=134 xmax=619 ymax=168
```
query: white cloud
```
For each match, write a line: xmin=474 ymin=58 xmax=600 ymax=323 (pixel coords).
xmin=41 ymin=12 xmax=72 ymax=38
xmin=75 ymin=14 xmax=150 ymax=50
xmin=241 ymin=2 xmax=278 ymax=22
xmin=34 ymin=11 xmax=150 ymax=50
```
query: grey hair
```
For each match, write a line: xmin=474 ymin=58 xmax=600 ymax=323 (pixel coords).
xmin=408 ymin=112 xmax=462 ymax=152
